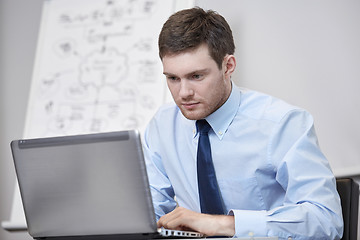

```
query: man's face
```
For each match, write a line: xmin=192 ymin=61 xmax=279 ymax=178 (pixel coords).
xmin=162 ymin=44 xmax=233 ymax=120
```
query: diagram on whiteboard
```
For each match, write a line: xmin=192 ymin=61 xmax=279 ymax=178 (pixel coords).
xmin=25 ymin=0 xmax=175 ymax=138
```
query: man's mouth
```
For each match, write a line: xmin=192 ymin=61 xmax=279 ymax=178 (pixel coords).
xmin=182 ymin=102 xmax=199 ymax=110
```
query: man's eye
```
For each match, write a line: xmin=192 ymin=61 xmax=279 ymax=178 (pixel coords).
xmin=167 ymin=76 xmax=178 ymax=81
xmin=192 ymin=74 xmax=202 ymax=80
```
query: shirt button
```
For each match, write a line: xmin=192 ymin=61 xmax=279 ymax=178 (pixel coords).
xmin=218 ymin=131 xmax=223 ymax=135
xmin=248 ymin=232 xmax=254 ymax=237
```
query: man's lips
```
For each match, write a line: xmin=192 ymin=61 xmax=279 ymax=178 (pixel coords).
xmin=181 ymin=102 xmax=199 ymax=110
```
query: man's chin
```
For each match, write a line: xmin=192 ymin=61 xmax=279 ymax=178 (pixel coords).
xmin=180 ymin=109 xmax=206 ymax=120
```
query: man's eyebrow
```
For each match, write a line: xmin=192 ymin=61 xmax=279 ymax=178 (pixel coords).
xmin=163 ymin=72 xmax=176 ymax=76
xmin=186 ymin=68 xmax=210 ymax=76
xmin=163 ymin=68 xmax=210 ymax=77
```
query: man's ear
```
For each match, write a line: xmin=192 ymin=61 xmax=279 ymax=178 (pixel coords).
xmin=223 ymin=55 xmax=236 ymax=80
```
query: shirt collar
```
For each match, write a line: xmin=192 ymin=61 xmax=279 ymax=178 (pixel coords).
xmin=192 ymin=82 xmax=241 ymax=140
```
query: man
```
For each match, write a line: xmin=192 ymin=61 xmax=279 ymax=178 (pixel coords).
xmin=143 ymin=7 xmax=343 ymax=239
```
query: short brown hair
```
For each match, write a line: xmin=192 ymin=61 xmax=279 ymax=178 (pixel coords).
xmin=158 ymin=7 xmax=235 ymax=69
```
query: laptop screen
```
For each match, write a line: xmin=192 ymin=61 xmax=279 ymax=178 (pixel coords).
xmin=11 ymin=131 xmax=157 ymax=238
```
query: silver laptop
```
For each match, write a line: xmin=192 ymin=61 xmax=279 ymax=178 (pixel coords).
xmin=11 ymin=130 xmax=202 ymax=239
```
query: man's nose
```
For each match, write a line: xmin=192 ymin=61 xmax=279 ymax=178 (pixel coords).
xmin=179 ymin=80 xmax=194 ymax=99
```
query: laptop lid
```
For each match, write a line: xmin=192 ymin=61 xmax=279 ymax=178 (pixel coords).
xmin=11 ymin=131 xmax=158 ymax=239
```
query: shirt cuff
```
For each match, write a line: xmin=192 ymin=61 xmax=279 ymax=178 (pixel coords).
xmin=229 ymin=209 xmax=268 ymax=237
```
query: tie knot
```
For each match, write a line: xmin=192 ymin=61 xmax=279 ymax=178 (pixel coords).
xmin=196 ymin=119 xmax=211 ymax=134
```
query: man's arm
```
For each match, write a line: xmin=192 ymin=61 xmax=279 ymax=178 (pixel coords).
xmin=228 ymin=110 xmax=343 ymax=239
xmin=143 ymin=125 xmax=178 ymax=219
xmin=157 ymin=207 xmax=235 ymax=237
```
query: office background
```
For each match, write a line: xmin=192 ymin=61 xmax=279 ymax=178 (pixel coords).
xmin=1 ymin=0 xmax=359 ymax=239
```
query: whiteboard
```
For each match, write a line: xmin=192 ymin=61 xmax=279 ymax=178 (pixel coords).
xmin=25 ymin=0 xmax=176 ymax=138
xmin=2 ymin=0 xmax=194 ymax=230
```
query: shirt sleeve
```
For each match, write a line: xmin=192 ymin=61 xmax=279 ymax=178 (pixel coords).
xmin=143 ymin=120 xmax=177 ymax=221
xmin=231 ymin=109 xmax=343 ymax=240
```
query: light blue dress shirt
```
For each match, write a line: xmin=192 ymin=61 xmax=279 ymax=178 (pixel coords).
xmin=143 ymin=84 xmax=343 ymax=239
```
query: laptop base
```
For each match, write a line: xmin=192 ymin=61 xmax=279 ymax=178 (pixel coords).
xmin=34 ymin=232 xmax=202 ymax=239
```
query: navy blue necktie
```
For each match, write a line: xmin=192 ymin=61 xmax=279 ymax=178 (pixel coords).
xmin=196 ymin=119 xmax=224 ymax=214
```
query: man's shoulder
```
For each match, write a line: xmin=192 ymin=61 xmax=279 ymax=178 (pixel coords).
xmin=238 ymin=87 xmax=306 ymax=123
xmin=153 ymin=101 xmax=179 ymax=118
xmin=145 ymin=102 xmax=189 ymax=141
xmin=148 ymin=101 xmax=183 ymax=129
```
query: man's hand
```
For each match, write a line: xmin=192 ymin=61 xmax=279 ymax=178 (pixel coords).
xmin=157 ymin=207 xmax=235 ymax=237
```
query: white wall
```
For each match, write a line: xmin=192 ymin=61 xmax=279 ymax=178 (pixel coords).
xmin=1 ymin=1 xmax=359 ymax=240
xmin=0 ymin=0 xmax=43 ymax=239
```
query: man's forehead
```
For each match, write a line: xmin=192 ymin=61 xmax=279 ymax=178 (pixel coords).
xmin=162 ymin=54 xmax=215 ymax=76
